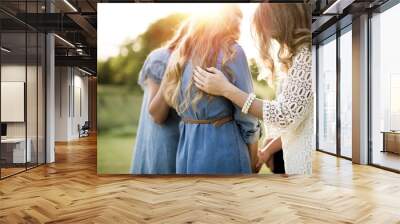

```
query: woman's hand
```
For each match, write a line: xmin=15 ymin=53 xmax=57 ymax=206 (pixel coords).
xmin=256 ymin=137 xmax=283 ymax=172
xmin=193 ymin=66 xmax=233 ymax=96
xmin=256 ymin=139 xmax=276 ymax=171
xmin=257 ymin=147 xmax=272 ymax=169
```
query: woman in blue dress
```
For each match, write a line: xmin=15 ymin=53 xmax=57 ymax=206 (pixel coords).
xmin=131 ymin=22 xmax=188 ymax=174
xmin=161 ymin=5 xmax=260 ymax=174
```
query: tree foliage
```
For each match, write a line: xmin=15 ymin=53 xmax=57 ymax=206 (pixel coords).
xmin=98 ymin=13 xmax=188 ymax=88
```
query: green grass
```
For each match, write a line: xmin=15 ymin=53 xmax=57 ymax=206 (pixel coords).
xmin=97 ymin=134 xmax=135 ymax=174
xmin=97 ymin=85 xmax=143 ymax=174
xmin=97 ymin=85 xmax=143 ymax=135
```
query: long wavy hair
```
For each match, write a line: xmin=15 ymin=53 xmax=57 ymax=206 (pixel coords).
xmin=163 ymin=5 xmax=243 ymax=113
xmin=165 ymin=20 xmax=190 ymax=51
xmin=252 ymin=3 xmax=311 ymax=78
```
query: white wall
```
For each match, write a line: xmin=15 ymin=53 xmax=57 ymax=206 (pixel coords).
xmin=1 ymin=65 xmax=37 ymax=138
xmin=55 ymin=67 xmax=89 ymax=141
xmin=72 ymin=73 xmax=89 ymax=138
xmin=1 ymin=82 xmax=25 ymax=122
xmin=1 ymin=65 xmax=26 ymax=142
xmin=55 ymin=66 xmax=70 ymax=141
xmin=1 ymin=65 xmax=26 ymax=133
xmin=1 ymin=63 xmax=46 ymax=164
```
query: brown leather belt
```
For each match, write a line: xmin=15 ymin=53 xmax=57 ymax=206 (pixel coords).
xmin=182 ymin=115 xmax=233 ymax=127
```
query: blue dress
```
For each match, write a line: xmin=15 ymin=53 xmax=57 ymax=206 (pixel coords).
xmin=176 ymin=44 xmax=260 ymax=174
xmin=132 ymin=48 xmax=180 ymax=174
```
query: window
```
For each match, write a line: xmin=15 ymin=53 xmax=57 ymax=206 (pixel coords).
xmin=371 ymin=2 xmax=400 ymax=171
xmin=0 ymin=1 xmax=46 ymax=179
xmin=317 ymin=36 xmax=337 ymax=154
xmin=339 ymin=28 xmax=352 ymax=158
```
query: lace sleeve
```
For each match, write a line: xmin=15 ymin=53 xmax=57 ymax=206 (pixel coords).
xmin=262 ymin=47 xmax=313 ymax=132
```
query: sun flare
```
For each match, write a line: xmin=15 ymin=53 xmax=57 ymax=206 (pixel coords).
xmin=98 ymin=3 xmax=260 ymax=61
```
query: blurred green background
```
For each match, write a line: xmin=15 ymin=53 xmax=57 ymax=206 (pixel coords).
xmin=98 ymin=13 xmax=276 ymax=174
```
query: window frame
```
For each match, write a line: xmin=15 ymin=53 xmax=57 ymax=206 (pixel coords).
xmin=367 ymin=0 xmax=400 ymax=173
xmin=315 ymin=23 xmax=353 ymax=160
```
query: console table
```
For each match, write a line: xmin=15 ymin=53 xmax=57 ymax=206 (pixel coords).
xmin=381 ymin=131 xmax=400 ymax=154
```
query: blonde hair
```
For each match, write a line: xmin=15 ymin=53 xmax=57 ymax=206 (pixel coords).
xmin=165 ymin=20 xmax=190 ymax=51
xmin=252 ymin=3 xmax=311 ymax=77
xmin=163 ymin=5 xmax=243 ymax=113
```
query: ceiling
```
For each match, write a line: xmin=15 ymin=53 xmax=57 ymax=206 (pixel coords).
xmin=0 ymin=0 xmax=98 ymax=75
xmin=312 ymin=0 xmax=390 ymax=43
xmin=3 ymin=0 xmax=393 ymax=73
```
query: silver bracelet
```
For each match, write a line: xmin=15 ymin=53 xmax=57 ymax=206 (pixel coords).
xmin=242 ymin=93 xmax=256 ymax=114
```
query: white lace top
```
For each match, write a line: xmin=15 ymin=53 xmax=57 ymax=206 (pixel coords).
xmin=263 ymin=46 xmax=314 ymax=175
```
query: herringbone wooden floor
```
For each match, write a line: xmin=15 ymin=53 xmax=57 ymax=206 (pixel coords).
xmin=1 ymin=135 xmax=400 ymax=224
